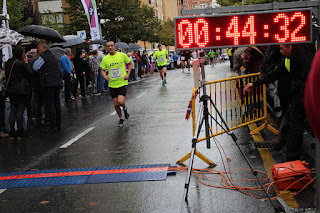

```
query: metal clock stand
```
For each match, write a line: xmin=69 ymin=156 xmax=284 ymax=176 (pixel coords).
xmin=180 ymin=59 xmax=283 ymax=213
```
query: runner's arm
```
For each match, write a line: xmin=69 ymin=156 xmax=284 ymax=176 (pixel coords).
xmin=101 ymin=68 xmax=109 ymax=81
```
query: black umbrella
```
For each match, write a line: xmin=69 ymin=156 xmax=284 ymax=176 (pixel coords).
xmin=58 ymin=35 xmax=85 ymax=47
xmin=129 ymin=43 xmax=143 ymax=50
xmin=115 ymin=42 xmax=130 ymax=49
xmin=49 ymin=46 xmax=66 ymax=60
xmin=89 ymin=39 xmax=107 ymax=45
xmin=18 ymin=25 xmax=65 ymax=43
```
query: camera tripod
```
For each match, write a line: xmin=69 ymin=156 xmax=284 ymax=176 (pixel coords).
xmin=180 ymin=60 xmax=282 ymax=213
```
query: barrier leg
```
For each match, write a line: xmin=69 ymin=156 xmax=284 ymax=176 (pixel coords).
xmin=176 ymin=150 xmax=216 ymax=167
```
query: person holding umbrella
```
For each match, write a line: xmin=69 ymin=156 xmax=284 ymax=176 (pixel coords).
xmin=73 ymin=49 xmax=91 ymax=98
xmin=33 ymin=41 xmax=63 ymax=132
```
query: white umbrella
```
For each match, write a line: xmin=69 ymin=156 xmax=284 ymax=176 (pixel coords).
xmin=0 ymin=28 xmax=24 ymax=49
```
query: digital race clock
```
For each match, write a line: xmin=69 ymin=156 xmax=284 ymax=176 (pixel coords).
xmin=174 ymin=9 xmax=312 ymax=50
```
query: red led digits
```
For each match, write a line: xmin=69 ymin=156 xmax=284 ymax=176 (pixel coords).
xmin=241 ymin=15 xmax=257 ymax=44
xmin=226 ymin=16 xmax=241 ymax=45
xmin=178 ymin=19 xmax=193 ymax=48
xmin=290 ymin=12 xmax=307 ymax=42
xmin=175 ymin=9 xmax=310 ymax=49
xmin=194 ymin=18 xmax=209 ymax=47
xmin=274 ymin=13 xmax=290 ymax=43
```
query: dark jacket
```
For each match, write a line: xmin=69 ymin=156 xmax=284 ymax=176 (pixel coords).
xmin=5 ymin=59 xmax=33 ymax=95
xmin=39 ymin=50 xmax=62 ymax=88
xmin=142 ymin=54 xmax=148 ymax=66
xmin=253 ymin=43 xmax=316 ymax=102
xmin=73 ymin=57 xmax=91 ymax=81
xmin=243 ymin=46 xmax=266 ymax=73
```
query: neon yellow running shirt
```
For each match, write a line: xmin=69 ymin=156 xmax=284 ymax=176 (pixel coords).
xmin=154 ymin=50 xmax=168 ymax=66
xmin=100 ymin=52 xmax=131 ymax=88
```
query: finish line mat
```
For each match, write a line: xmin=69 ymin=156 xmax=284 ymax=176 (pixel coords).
xmin=0 ymin=164 xmax=170 ymax=189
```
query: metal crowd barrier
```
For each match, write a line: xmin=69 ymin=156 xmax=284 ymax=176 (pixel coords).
xmin=177 ymin=73 xmax=279 ymax=166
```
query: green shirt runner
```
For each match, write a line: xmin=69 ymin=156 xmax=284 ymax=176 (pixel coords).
xmin=154 ymin=49 xmax=168 ymax=66
xmin=100 ymin=52 xmax=131 ymax=88
xmin=208 ymin=51 xmax=215 ymax=59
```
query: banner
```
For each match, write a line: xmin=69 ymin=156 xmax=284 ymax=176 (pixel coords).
xmin=81 ymin=0 xmax=101 ymax=49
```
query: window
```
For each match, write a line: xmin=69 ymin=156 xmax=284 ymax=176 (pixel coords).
xmin=148 ymin=0 xmax=151 ymax=4
xmin=200 ymin=4 xmax=206 ymax=8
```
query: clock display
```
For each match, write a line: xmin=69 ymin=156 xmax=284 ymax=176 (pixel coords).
xmin=174 ymin=9 xmax=311 ymax=50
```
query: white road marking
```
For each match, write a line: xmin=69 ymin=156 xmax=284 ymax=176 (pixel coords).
xmin=60 ymin=127 xmax=95 ymax=149
xmin=136 ymin=93 xmax=146 ymax=99
xmin=0 ymin=189 xmax=6 ymax=194
xmin=110 ymin=111 xmax=117 ymax=116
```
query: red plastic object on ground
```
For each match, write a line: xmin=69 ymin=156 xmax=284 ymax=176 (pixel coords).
xmin=272 ymin=160 xmax=311 ymax=190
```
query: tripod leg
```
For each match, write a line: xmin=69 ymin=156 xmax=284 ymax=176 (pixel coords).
xmin=183 ymin=138 xmax=197 ymax=202
xmin=181 ymin=116 xmax=205 ymax=212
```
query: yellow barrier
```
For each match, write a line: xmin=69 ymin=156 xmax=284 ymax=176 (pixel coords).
xmin=177 ymin=73 xmax=278 ymax=166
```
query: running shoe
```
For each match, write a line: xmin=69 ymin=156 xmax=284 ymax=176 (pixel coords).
xmin=118 ymin=119 xmax=124 ymax=127
xmin=123 ymin=107 xmax=130 ymax=119
xmin=163 ymin=79 xmax=166 ymax=86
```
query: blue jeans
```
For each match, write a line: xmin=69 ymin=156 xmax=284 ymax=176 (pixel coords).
xmin=97 ymin=68 xmax=106 ymax=92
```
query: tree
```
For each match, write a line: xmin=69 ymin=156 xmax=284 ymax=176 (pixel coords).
xmin=63 ymin=0 xmax=89 ymax=36
xmin=97 ymin=0 xmax=143 ymax=42
xmin=0 ymin=0 xmax=33 ymax=30
xmin=139 ymin=4 xmax=160 ymax=49
xmin=41 ymin=10 xmax=64 ymax=35
xmin=63 ymin=0 xmax=160 ymax=43
xmin=158 ymin=19 xmax=174 ymax=51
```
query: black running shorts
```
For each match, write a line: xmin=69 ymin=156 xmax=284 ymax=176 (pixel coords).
xmin=158 ymin=65 xmax=167 ymax=70
xmin=110 ymin=86 xmax=127 ymax=99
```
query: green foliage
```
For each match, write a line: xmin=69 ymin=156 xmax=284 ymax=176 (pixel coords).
xmin=139 ymin=4 xmax=160 ymax=44
xmin=63 ymin=0 xmax=160 ymax=43
xmin=158 ymin=19 xmax=174 ymax=47
xmin=0 ymin=0 xmax=34 ymax=30
xmin=41 ymin=10 xmax=64 ymax=34
xmin=63 ymin=0 xmax=90 ymax=36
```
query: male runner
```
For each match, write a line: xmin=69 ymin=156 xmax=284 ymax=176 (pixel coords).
xmin=100 ymin=41 xmax=133 ymax=127
xmin=208 ymin=49 xmax=215 ymax=67
xmin=153 ymin=44 xmax=169 ymax=86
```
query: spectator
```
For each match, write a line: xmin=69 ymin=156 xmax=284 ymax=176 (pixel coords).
xmin=232 ymin=47 xmax=246 ymax=74
xmin=304 ymin=50 xmax=320 ymax=141
xmin=89 ymin=50 xmax=101 ymax=96
xmin=60 ymin=48 xmax=73 ymax=102
xmin=142 ymin=50 xmax=148 ymax=77
xmin=172 ymin=52 xmax=178 ymax=69
xmin=73 ymin=49 xmax=91 ymax=98
xmin=5 ymin=45 xmax=33 ymax=140
xmin=243 ymin=46 xmax=266 ymax=74
xmin=245 ymin=43 xmax=316 ymax=161
xmin=0 ymin=59 xmax=8 ymax=138
xmin=97 ymin=47 xmax=106 ymax=93
xmin=33 ymin=41 xmax=63 ymax=132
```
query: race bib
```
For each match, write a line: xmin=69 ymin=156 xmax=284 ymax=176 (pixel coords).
xmin=159 ymin=57 xmax=165 ymax=63
xmin=109 ymin=67 xmax=122 ymax=79
xmin=181 ymin=56 xmax=185 ymax=60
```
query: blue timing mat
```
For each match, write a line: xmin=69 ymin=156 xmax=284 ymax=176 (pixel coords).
xmin=0 ymin=164 xmax=170 ymax=189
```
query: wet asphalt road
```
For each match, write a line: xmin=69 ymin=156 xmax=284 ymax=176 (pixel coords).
xmin=0 ymin=62 xmax=314 ymax=213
